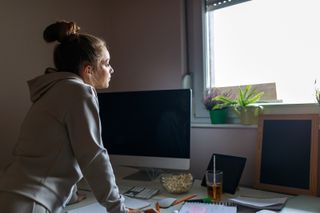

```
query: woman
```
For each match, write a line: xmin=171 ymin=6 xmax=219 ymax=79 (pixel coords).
xmin=0 ymin=21 xmax=154 ymax=213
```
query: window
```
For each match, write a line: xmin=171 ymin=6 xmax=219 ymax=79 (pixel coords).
xmin=206 ymin=0 xmax=320 ymax=104
xmin=187 ymin=0 xmax=320 ymax=123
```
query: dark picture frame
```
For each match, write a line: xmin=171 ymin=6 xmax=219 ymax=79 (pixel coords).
xmin=255 ymin=114 xmax=319 ymax=195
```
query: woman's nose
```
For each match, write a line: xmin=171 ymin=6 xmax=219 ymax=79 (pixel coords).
xmin=109 ymin=66 xmax=114 ymax=74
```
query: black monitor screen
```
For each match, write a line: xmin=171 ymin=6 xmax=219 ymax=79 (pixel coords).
xmin=98 ymin=89 xmax=191 ymax=159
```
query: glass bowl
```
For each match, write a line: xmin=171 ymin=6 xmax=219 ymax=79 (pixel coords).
xmin=160 ymin=173 xmax=193 ymax=194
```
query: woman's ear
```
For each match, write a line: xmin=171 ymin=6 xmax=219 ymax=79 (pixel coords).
xmin=79 ymin=64 xmax=92 ymax=77
xmin=79 ymin=64 xmax=94 ymax=85
xmin=83 ymin=64 xmax=93 ymax=75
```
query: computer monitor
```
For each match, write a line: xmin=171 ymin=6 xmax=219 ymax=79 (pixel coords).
xmin=98 ymin=89 xmax=191 ymax=179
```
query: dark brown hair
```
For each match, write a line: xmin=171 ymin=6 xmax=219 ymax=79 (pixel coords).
xmin=43 ymin=21 xmax=106 ymax=74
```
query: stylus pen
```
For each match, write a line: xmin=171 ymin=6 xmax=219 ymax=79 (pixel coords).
xmin=173 ymin=194 xmax=197 ymax=205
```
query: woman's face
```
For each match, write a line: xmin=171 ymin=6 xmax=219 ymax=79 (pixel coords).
xmin=85 ymin=46 xmax=114 ymax=89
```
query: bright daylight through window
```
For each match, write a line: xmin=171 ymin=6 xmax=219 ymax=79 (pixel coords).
xmin=206 ymin=0 xmax=320 ymax=103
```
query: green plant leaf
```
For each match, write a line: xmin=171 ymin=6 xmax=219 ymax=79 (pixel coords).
xmin=213 ymin=95 xmax=237 ymax=105
xmin=237 ymin=85 xmax=264 ymax=107
xmin=212 ymin=85 xmax=264 ymax=110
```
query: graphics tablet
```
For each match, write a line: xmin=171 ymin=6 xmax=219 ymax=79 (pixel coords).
xmin=201 ymin=153 xmax=246 ymax=194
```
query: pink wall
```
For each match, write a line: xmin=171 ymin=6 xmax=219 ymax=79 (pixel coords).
xmin=105 ymin=0 xmax=186 ymax=92
xmin=191 ymin=127 xmax=258 ymax=186
xmin=0 ymin=0 xmax=187 ymax=172
xmin=1 ymin=0 xmax=317 ymax=190
xmin=0 ymin=0 xmax=109 ymax=168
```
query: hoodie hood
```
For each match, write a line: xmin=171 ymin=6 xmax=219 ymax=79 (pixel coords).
xmin=27 ymin=68 xmax=83 ymax=103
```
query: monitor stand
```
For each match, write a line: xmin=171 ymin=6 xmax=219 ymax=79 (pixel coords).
xmin=123 ymin=167 xmax=162 ymax=181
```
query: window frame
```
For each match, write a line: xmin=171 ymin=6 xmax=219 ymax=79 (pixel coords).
xmin=186 ymin=0 xmax=320 ymax=125
xmin=186 ymin=0 xmax=210 ymax=124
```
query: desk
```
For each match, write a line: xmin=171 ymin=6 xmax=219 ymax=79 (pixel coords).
xmin=65 ymin=167 xmax=320 ymax=212
xmin=65 ymin=178 xmax=320 ymax=213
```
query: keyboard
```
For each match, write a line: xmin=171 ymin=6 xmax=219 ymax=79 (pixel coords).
xmin=78 ymin=181 xmax=159 ymax=200
xmin=121 ymin=185 xmax=159 ymax=199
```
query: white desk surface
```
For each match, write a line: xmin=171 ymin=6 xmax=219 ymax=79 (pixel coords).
xmin=65 ymin=167 xmax=320 ymax=213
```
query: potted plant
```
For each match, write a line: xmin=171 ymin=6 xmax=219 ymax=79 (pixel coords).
xmin=214 ymin=85 xmax=264 ymax=125
xmin=203 ymin=88 xmax=233 ymax=124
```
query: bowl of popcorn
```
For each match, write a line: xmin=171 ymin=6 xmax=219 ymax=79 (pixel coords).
xmin=160 ymin=173 xmax=194 ymax=194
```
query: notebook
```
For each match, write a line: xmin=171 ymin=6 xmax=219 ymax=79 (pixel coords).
xmin=179 ymin=202 xmax=237 ymax=213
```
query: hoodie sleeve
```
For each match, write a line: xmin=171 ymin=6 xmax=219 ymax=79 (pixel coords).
xmin=64 ymin=85 xmax=128 ymax=213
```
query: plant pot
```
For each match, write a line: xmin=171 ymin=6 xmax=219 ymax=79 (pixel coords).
xmin=237 ymin=106 xmax=263 ymax=125
xmin=226 ymin=107 xmax=240 ymax=124
xmin=209 ymin=108 xmax=228 ymax=124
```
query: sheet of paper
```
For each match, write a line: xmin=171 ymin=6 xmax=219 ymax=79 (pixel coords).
xmin=229 ymin=196 xmax=287 ymax=210
xmin=66 ymin=202 xmax=105 ymax=213
xmin=124 ymin=196 xmax=151 ymax=209
xmin=66 ymin=196 xmax=150 ymax=212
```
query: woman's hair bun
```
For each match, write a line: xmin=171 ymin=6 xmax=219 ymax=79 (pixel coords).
xmin=43 ymin=21 xmax=80 ymax=43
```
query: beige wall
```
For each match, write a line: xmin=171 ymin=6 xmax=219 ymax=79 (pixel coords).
xmin=0 ymin=0 xmax=262 ymax=187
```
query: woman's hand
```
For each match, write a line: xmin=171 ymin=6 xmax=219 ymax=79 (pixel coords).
xmin=67 ymin=187 xmax=87 ymax=205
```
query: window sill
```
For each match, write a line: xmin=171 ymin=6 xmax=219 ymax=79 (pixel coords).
xmin=192 ymin=103 xmax=320 ymax=126
xmin=191 ymin=123 xmax=257 ymax=129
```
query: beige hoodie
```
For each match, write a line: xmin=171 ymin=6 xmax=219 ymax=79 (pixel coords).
xmin=0 ymin=70 xmax=127 ymax=213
